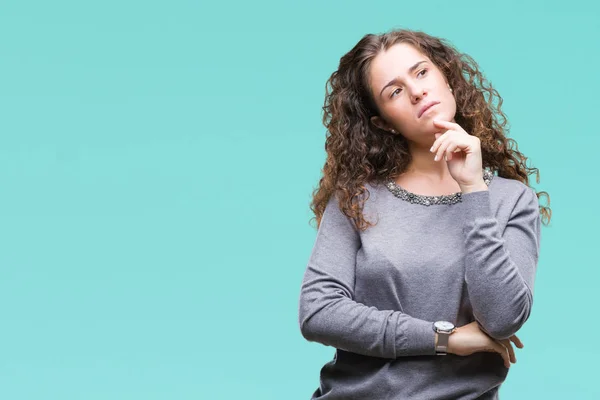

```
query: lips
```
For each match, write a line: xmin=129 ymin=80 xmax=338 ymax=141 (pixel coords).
xmin=418 ymin=101 xmax=440 ymax=118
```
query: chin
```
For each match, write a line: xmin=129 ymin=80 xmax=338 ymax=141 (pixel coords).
xmin=432 ymin=108 xmax=452 ymax=120
xmin=427 ymin=109 xmax=455 ymax=125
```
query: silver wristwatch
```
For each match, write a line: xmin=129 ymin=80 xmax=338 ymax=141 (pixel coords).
xmin=433 ymin=321 xmax=456 ymax=355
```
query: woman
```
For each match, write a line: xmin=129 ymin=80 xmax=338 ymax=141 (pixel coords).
xmin=298 ymin=28 xmax=552 ymax=400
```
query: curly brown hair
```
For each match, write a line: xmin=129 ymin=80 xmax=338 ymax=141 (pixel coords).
xmin=309 ymin=28 xmax=551 ymax=231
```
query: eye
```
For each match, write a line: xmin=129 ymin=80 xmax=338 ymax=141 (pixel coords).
xmin=390 ymin=69 xmax=428 ymax=98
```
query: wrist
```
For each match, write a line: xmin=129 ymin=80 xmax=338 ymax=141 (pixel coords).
xmin=460 ymin=180 xmax=488 ymax=194
xmin=446 ymin=326 xmax=460 ymax=354
xmin=433 ymin=321 xmax=456 ymax=355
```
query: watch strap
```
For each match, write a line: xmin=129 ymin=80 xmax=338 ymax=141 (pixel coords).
xmin=435 ymin=331 xmax=450 ymax=355
xmin=433 ymin=321 xmax=456 ymax=356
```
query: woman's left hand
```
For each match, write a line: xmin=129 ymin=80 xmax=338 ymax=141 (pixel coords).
xmin=430 ymin=119 xmax=485 ymax=189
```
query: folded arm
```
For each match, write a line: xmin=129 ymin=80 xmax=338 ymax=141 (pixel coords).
xmin=461 ymin=186 xmax=542 ymax=340
xmin=298 ymin=195 xmax=436 ymax=359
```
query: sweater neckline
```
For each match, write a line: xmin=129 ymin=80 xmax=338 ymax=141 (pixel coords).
xmin=384 ymin=168 xmax=495 ymax=206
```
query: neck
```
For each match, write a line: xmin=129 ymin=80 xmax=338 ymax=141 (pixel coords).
xmin=402 ymin=118 xmax=458 ymax=181
xmin=404 ymin=140 xmax=452 ymax=181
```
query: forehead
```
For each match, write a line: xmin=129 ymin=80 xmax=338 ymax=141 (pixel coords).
xmin=370 ymin=43 xmax=429 ymax=86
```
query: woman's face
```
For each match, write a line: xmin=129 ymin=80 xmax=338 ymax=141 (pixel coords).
xmin=368 ymin=42 xmax=456 ymax=142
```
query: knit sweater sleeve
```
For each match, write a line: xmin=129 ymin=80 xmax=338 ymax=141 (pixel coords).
xmin=298 ymin=195 xmax=436 ymax=359
xmin=461 ymin=186 xmax=542 ymax=340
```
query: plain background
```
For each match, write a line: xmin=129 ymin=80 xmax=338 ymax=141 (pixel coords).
xmin=0 ymin=0 xmax=597 ymax=399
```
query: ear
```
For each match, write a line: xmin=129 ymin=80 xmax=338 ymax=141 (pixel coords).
xmin=370 ymin=115 xmax=391 ymax=132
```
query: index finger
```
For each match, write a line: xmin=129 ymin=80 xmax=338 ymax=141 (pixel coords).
xmin=492 ymin=341 xmax=511 ymax=368
xmin=432 ymin=119 xmax=458 ymax=129
xmin=509 ymin=335 xmax=524 ymax=348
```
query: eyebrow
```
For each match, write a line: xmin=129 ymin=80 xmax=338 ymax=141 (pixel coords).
xmin=379 ymin=60 xmax=428 ymax=98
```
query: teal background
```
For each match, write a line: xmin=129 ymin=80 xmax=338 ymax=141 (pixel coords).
xmin=0 ymin=0 xmax=596 ymax=398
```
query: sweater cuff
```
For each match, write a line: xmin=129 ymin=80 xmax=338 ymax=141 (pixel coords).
xmin=397 ymin=318 xmax=436 ymax=356
xmin=461 ymin=189 xmax=493 ymax=222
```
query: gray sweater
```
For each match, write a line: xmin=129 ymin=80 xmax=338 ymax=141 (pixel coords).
xmin=298 ymin=173 xmax=542 ymax=400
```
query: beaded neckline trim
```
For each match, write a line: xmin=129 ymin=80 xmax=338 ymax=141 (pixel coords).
xmin=384 ymin=168 xmax=494 ymax=206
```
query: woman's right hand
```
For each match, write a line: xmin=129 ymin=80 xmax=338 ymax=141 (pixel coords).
xmin=447 ymin=321 xmax=524 ymax=368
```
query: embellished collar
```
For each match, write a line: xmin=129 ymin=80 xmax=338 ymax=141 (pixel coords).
xmin=384 ymin=168 xmax=495 ymax=206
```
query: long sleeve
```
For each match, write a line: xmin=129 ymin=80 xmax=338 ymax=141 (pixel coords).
xmin=298 ymin=195 xmax=436 ymax=359
xmin=461 ymin=186 xmax=541 ymax=340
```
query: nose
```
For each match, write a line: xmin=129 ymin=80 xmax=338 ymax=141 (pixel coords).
xmin=409 ymin=84 xmax=427 ymax=103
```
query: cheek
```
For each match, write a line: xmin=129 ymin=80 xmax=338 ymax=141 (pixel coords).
xmin=400 ymin=106 xmax=418 ymax=123
xmin=386 ymin=101 xmax=412 ymax=119
xmin=446 ymin=94 xmax=457 ymax=112
xmin=438 ymin=96 xmax=457 ymax=120
xmin=386 ymin=108 xmax=413 ymax=128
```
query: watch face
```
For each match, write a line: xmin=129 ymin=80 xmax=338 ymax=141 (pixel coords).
xmin=434 ymin=321 xmax=455 ymax=331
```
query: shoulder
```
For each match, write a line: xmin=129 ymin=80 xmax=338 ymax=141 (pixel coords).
xmin=364 ymin=181 xmax=381 ymax=200
xmin=363 ymin=181 xmax=386 ymax=211
xmin=490 ymin=175 xmax=536 ymax=199
xmin=323 ymin=182 xmax=384 ymax=231
xmin=489 ymin=174 xmax=539 ymax=216
xmin=325 ymin=182 xmax=383 ymax=215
